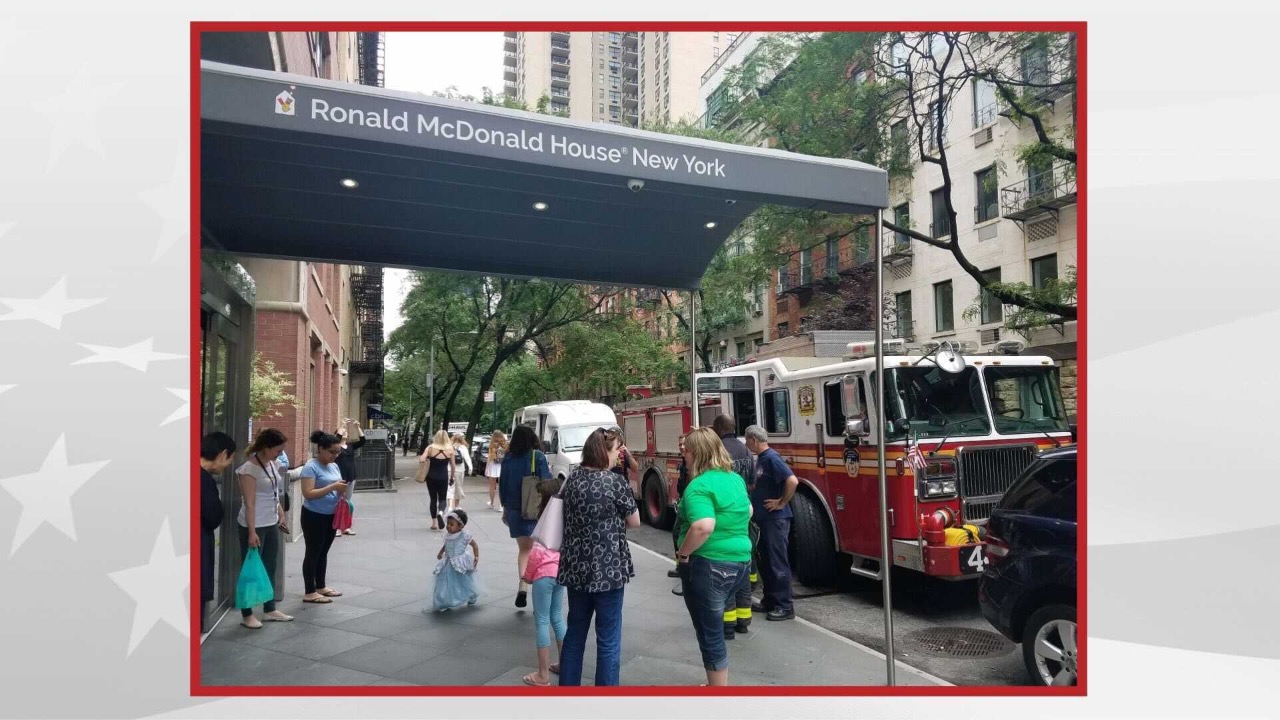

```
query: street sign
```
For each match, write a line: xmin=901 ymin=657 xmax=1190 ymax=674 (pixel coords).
xmin=484 ymin=390 xmax=495 ymax=402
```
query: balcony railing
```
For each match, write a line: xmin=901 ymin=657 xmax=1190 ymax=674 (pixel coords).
xmin=551 ymin=42 xmax=570 ymax=53
xmin=551 ymin=72 xmax=570 ymax=83
xmin=974 ymin=101 xmax=998 ymax=128
xmin=551 ymin=56 xmax=570 ymax=67
xmin=885 ymin=238 xmax=913 ymax=264
xmin=551 ymin=90 xmax=570 ymax=99
xmin=1000 ymin=161 xmax=1077 ymax=221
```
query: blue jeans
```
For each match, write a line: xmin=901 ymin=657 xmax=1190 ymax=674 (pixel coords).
xmin=557 ymin=586 xmax=625 ymax=686
xmin=680 ymin=556 xmax=748 ymax=671
xmin=532 ymin=577 xmax=567 ymax=649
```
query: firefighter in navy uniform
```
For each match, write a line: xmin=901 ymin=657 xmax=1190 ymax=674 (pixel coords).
xmin=713 ymin=415 xmax=758 ymax=639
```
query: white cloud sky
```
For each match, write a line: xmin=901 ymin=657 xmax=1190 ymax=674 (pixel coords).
xmin=380 ymin=32 xmax=504 ymax=340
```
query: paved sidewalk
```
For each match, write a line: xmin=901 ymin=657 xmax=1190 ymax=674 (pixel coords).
xmin=199 ymin=457 xmax=944 ymax=687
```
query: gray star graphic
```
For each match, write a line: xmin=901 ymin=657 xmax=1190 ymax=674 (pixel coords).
xmin=0 ymin=276 xmax=106 ymax=330
xmin=140 ymin=152 xmax=188 ymax=262
xmin=36 ymin=66 xmax=127 ymax=170
xmin=72 ymin=338 xmax=186 ymax=372
xmin=108 ymin=518 xmax=190 ymax=655
xmin=160 ymin=388 xmax=189 ymax=427
xmin=0 ymin=434 xmax=109 ymax=556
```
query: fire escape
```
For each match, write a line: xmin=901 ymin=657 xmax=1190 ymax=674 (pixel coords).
xmin=349 ymin=265 xmax=384 ymax=413
xmin=357 ymin=32 xmax=385 ymax=88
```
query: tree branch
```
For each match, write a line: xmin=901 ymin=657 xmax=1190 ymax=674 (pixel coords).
xmin=880 ymin=220 xmax=952 ymax=250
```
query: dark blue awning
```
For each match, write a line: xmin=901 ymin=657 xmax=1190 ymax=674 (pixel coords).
xmin=200 ymin=61 xmax=889 ymax=290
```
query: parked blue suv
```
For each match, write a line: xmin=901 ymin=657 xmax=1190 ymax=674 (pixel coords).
xmin=978 ymin=445 xmax=1078 ymax=686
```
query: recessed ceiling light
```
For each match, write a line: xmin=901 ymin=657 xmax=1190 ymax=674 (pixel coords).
xmin=705 ymin=222 xmax=717 ymax=229
xmin=533 ymin=202 xmax=549 ymax=211
xmin=340 ymin=178 xmax=359 ymax=189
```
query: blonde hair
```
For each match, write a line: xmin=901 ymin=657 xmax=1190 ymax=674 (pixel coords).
xmin=451 ymin=433 xmax=467 ymax=446
xmin=684 ymin=426 xmax=733 ymax=480
xmin=429 ymin=430 xmax=453 ymax=454
xmin=491 ymin=430 xmax=508 ymax=450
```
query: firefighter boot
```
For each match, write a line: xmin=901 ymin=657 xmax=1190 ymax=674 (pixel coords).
xmin=735 ymin=607 xmax=752 ymax=634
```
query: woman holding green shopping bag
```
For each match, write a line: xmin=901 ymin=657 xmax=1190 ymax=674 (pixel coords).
xmin=234 ymin=429 xmax=295 ymax=629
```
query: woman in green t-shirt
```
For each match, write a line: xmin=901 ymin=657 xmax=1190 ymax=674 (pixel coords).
xmin=675 ymin=426 xmax=753 ymax=687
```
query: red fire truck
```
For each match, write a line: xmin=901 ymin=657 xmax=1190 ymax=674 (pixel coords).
xmin=626 ymin=339 xmax=1073 ymax=587
xmin=615 ymin=391 xmax=719 ymax=529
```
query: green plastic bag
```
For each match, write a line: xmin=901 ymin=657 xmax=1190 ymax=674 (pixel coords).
xmin=235 ymin=547 xmax=274 ymax=609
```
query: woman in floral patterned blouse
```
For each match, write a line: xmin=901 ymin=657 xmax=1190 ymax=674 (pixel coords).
xmin=555 ymin=426 xmax=640 ymax=687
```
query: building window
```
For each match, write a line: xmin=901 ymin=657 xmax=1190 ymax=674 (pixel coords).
xmin=925 ymin=100 xmax=943 ymax=150
xmin=895 ymin=290 xmax=913 ymax=338
xmin=934 ymin=280 xmax=954 ymax=333
xmin=736 ymin=341 xmax=746 ymax=359
xmin=975 ymin=165 xmax=999 ymax=223
xmin=890 ymin=120 xmax=909 ymax=167
xmin=893 ymin=203 xmax=911 ymax=248
xmin=799 ymin=248 xmax=812 ymax=285
xmin=931 ymin=188 xmax=949 ymax=238
xmin=980 ymin=268 xmax=1003 ymax=324
xmin=1031 ymin=254 xmax=1059 ymax=289
xmin=826 ymin=237 xmax=839 ymax=276
xmin=973 ymin=77 xmax=997 ymax=128
xmin=777 ymin=322 xmax=790 ymax=338
xmin=1022 ymin=43 xmax=1050 ymax=86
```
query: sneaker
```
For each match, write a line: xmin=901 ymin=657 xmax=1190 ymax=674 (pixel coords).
xmin=766 ymin=608 xmax=795 ymax=621
xmin=671 ymin=584 xmax=684 ymax=597
xmin=666 ymin=568 xmax=680 ymax=578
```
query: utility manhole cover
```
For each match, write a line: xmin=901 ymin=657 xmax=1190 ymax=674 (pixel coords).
xmin=904 ymin=627 xmax=1014 ymax=659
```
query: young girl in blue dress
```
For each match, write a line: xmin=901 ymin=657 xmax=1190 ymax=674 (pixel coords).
xmin=429 ymin=510 xmax=480 ymax=612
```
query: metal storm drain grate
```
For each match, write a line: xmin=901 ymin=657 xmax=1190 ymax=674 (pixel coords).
xmin=905 ymin=627 xmax=1014 ymax=659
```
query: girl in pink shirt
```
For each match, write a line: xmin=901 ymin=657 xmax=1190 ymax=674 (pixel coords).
xmin=521 ymin=484 xmax=567 ymax=686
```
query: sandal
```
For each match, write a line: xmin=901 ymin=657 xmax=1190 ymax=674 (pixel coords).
xmin=302 ymin=596 xmax=333 ymax=604
xmin=240 ymin=617 xmax=263 ymax=629
xmin=264 ymin=611 xmax=294 ymax=622
xmin=319 ymin=589 xmax=343 ymax=597
xmin=522 ymin=673 xmax=551 ymax=687
xmin=549 ymin=663 xmax=560 ymax=675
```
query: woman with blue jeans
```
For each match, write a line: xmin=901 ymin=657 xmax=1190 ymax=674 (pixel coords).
xmin=675 ymin=426 xmax=753 ymax=686
xmin=557 ymin=426 xmax=639 ymax=686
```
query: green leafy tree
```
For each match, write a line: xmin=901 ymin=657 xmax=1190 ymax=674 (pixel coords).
xmin=250 ymin=353 xmax=299 ymax=419
xmin=707 ymin=31 xmax=1077 ymax=335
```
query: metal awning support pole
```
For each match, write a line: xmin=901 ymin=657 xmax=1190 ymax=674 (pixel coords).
xmin=689 ymin=290 xmax=699 ymax=428
xmin=875 ymin=208 xmax=896 ymax=686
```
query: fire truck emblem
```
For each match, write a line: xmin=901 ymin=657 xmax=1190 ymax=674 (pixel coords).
xmin=798 ymin=385 xmax=816 ymax=416
xmin=844 ymin=449 xmax=860 ymax=476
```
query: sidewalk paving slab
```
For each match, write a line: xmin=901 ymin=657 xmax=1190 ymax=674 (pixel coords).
xmin=199 ymin=456 xmax=946 ymax=688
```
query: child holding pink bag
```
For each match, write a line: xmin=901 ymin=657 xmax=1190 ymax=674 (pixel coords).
xmin=520 ymin=481 xmax=566 ymax=687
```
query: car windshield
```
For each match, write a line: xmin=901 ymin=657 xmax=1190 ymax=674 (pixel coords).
xmin=982 ymin=366 xmax=1070 ymax=434
xmin=558 ymin=425 xmax=599 ymax=452
xmin=885 ymin=366 xmax=992 ymax=440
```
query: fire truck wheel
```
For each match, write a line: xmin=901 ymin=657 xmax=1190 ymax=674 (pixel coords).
xmin=641 ymin=473 xmax=675 ymax=530
xmin=789 ymin=492 xmax=836 ymax=587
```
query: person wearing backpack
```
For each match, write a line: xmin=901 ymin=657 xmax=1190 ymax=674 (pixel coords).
xmin=499 ymin=425 xmax=551 ymax=609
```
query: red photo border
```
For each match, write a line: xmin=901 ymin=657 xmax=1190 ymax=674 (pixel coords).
xmin=190 ymin=19 xmax=1086 ymax=698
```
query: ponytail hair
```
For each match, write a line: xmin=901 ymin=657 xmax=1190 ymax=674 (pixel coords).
xmin=310 ymin=430 xmax=341 ymax=450
xmin=248 ymin=428 xmax=287 ymax=456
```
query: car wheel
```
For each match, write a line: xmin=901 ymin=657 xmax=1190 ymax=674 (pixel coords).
xmin=1022 ymin=604 xmax=1078 ymax=686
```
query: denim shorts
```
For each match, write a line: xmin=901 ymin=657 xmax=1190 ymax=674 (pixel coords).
xmin=679 ymin=555 xmax=748 ymax=671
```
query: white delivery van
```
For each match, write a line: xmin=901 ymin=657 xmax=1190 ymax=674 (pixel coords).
xmin=511 ymin=401 xmax=618 ymax=480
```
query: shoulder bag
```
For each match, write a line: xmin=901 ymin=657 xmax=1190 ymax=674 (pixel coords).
xmin=530 ymin=475 xmax=567 ymax=551
xmin=520 ymin=451 xmax=546 ymax=521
